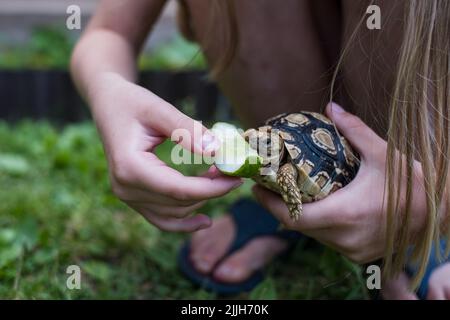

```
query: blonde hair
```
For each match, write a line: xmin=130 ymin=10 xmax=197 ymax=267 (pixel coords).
xmin=384 ymin=0 xmax=450 ymax=288
xmin=330 ymin=0 xmax=450 ymax=288
xmin=179 ymin=0 xmax=450 ymax=289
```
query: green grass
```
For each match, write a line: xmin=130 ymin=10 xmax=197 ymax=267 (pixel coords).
xmin=0 ymin=121 xmax=368 ymax=299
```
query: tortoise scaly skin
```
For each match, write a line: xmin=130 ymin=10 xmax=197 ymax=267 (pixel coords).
xmin=243 ymin=112 xmax=360 ymax=220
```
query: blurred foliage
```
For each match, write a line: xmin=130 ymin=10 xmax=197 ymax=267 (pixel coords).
xmin=0 ymin=120 xmax=367 ymax=299
xmin=0 ymin=26 xmax=73 ymax=69
xmin=0 ymin=27 xmax=206 ymax=70
xmin=138 ymin=36 xmax=206 ymax=70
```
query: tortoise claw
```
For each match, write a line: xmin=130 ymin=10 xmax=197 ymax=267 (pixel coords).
xmin=277 ymin=163 xmax=303 ymax=221
xmin=289 ymin=203 xmax=302 ymax=221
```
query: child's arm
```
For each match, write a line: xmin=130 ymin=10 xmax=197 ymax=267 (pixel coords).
xmin=71 ymin=0 xmax=165 ymax=95
xmin=71 ymin=0 xmax=242 ymax=233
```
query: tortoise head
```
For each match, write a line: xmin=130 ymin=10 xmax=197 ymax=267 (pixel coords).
xmin=243 ymin=126 xmax=285 ymax=172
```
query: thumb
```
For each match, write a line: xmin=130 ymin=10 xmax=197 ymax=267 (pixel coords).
xmin=325 ymin=102 xmax=383 ymax=158
xmin=153 ymin=103 xmax=220 ymax=155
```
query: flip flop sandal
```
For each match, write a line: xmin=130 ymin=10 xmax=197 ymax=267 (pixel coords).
xmin=406 ymin=238 xmax=449 ymax=299
xmin=177 ymin=198 xmax=305 ymax=296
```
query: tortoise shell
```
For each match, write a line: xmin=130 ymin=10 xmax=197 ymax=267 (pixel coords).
xmin=250 ymin=112 xmax=359 ymax=203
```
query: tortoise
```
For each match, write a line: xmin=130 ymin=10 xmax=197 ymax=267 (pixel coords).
xmin=243 ymin=112 xmax=360 ymax=220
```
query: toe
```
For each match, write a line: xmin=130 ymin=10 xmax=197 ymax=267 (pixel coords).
xmin=213 ymin=236 xmax=288 ymax=283
xmin=189 ymin=215 xmax=235 ymax=274
xmin=190 ymin=241 xmax=224 ymax=274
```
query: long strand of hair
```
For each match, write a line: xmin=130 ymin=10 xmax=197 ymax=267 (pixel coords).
xmin=386 ymin=0 xmax=450 ymax=289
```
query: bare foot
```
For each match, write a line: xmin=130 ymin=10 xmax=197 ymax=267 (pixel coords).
xmin=189 ymin=214 xmax=289 ymax=283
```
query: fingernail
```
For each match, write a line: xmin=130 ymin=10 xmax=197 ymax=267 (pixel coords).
xmin=195 ymin=224 xmax=209 ymax=232
xmin=202 ymin=133 xmax=221 ymax=153
xmin=196 ymin=217 xmax=212 ymax=230
xmin=331 ymin=102 xmax=345 ymax=114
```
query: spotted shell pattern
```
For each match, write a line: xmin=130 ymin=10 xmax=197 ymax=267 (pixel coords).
xmin=255 ymin=112 xmax=360 ymax=202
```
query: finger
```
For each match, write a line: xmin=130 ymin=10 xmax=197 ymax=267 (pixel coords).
xmin=325 ymin=102 xmax=384 ymax=158
xmin=253 ymin=185 xmax=336 ymax=231
xmin=136 ymin=206 xmax=212 ymax=233
xmin=201 ymin=165 xmax=225 ymax=179
xmin=112 ymin=182 xmax=201 ymax=207
xmin=381 ymin=272 xmax=419 ymax=300
xmin=148 ymin=98 xmax=220 ymax=155
xmin=137 ymin=201 xmax=206 ymax=219
xmin=133 ymin=153 xmax=243 ymax=201
xmin=253 ymin=184 xmax=353 ymax=230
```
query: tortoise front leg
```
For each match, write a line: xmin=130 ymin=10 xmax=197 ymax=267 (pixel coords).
xmin=276 ymin=163 xmax=303 ymax=221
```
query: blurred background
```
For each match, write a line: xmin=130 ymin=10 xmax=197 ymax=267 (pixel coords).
xmin=0 ymin=0 xmax=367 ymax=299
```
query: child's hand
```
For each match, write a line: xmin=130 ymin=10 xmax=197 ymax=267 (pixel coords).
xmin=90 ymin=73 xmax=242 ymax=232
xmin=253 ymin=102 xmax=427 ymax=264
